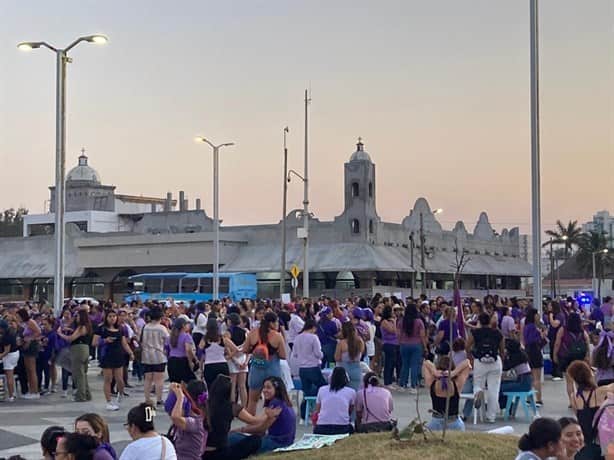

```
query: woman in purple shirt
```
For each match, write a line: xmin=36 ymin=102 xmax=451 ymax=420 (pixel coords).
xmin=434 ymin=306 xmax=459 ymax=356
xmin=231 ymin=376 xmax=296 ymax=453
xmin=166 ymin=317 xmax=198 ymax=383
xmin=523 ymin=307 xmax=546 ymax=406
xmin=381 ymin=305 xmax=400 ymax=387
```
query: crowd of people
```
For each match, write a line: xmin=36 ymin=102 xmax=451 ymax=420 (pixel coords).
xmin=0 ymin=293 xmax=613 ymax=459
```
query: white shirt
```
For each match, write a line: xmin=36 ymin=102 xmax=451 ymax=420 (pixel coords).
xmin=119 ymin=436 xmax=177 ymax=460
xmin=193 ymin=312 xmax=208 ymax=335
xmin=287 ymin=314 xmax=305 ymax=344
xmin=316 ymin=385 xmax=356 ymax=426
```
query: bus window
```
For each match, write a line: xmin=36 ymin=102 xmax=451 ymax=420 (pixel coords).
xmin=144 ymin=278 xmax=161 ymax=293
xmin=162 ymin=277 xmax=180 ymax=294
xmin=219 ymin=277 xmax=229 ymax=293
xmin=181 ymin=277 xmax=198 ymax=293
xmin=199 ymin=278 xmax=213 ymax=293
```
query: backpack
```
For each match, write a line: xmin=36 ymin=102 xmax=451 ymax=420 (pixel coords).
xmin=251 ymin=336 xmax=270 ymax=367
xmin=473 ymin=330 xmax=499 ymax=364
xmin=561 ymin=332 xmax=587 ymax=363
xmin=592 ymin=395 xmax=614 ymax=458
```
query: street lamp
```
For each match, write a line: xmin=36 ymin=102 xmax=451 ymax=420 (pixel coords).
xmin=592 ymin=248 xmax=610 ymax=301
xmin=194 ymin=136 xmax=235 ymax=301
xmin=280 ymin=127 xmax=289 ymax=299
xmin=420 ymin=208 xmax=443 ymax=295
xmin=18 ymin=34 xmax=108 ymax=315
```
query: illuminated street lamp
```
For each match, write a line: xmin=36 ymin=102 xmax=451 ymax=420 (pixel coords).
xmin=18 ymin=34 xmax=108 ymax=315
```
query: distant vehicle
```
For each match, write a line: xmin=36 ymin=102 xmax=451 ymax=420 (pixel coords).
xmin=65 ymin=297 xmax=100 ymax=307
xmin=123 ymin=272 xmax=257 ymax=303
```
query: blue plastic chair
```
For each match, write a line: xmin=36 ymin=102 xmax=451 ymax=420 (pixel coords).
xmin=503 ymin=390 xmax=539 ymax=421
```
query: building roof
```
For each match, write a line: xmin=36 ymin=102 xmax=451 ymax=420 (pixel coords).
xmin=67 ymin=150 xmax=101 ymax=184
xmin=349 ymin=138 xmax=372 ymax=162
xmin=222 ymin=242 xmax=532 ymax=276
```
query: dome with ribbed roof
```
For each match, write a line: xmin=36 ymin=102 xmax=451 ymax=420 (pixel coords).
xmin=349 ymin=138 xmax=372 ymax=162
xmin=67 ymin=149 xmax=100 ymax=184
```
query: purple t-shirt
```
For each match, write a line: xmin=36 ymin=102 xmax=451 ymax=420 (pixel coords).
xmin=266 ymin=398 xmax=296 ymax=446
xmin=523 ymin=323 xmax=542 ymax=346
xmin=174 ymin=415 xmax=207 ymax=460
xmin=168 ymin=332 xmax=194 ymax=358
xmin=438 ymin=319 xmax=458 ymax=343
xmin=316 ymin=385 xmax=356 ymax=425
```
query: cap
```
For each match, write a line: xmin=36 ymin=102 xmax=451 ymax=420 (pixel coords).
xmin=319 ymin=307 xmax=332 ymax=317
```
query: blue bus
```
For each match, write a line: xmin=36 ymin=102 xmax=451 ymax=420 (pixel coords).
xmin=123 ymin=272 xmax=257 ymax=303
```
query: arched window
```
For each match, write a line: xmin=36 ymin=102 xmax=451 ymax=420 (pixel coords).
xmin=351 ymin=219 xmax=360 ymax=234
xmin=351 ymin=182 xmax=359 ymax=197
xmin=369 ymin=219 xmax=374 ymax=234
xmin=368 ymin=182 xmax=373 ymax=197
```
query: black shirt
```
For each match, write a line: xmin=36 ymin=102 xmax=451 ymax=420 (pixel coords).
xmin=472 ymin=327 xmax=503 ymax=358
xmin=0 ymin=331 xmax=18 ymax=353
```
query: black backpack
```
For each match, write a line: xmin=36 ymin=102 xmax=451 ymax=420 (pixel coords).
xmin=566 ymin=332 xmax=588 ymax=362
xmin=473 ymin=331 xmax=499 ymax=363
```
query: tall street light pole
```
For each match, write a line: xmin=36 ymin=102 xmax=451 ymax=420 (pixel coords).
xmin=195 ymin=137 xmax=235 ymax=301
xmin=530 ymin=0 xmax=543 ymax=313
xmin=592 ymin=248 xmax=609 ymax=301
xmin=302 ymin=89 xmax=311 ymax=299
xmin=18 ymin=34 xmax=108 ymax=315
xmin=280 ymin=127 xmax=289 ymax=299
xmin=419 ymin=208 xmax=443 ymax=296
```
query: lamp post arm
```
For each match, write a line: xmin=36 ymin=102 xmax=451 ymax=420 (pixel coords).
xmin=287 ymin=170 xmax=305 ymax=182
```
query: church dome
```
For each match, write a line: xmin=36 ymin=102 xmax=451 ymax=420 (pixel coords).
xmin=349 ymin=138 xmax=372 ymax=162
xmin=67 ymin=149 xmax=101 ymax=184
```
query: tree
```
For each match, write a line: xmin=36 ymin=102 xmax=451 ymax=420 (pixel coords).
xmin=544 ymin=220 xmax=583 ymax=258
xmin=576 ymin=231 xmax=614 ymax=299
xmin=0 ymin=207 xmax=28 ymax=237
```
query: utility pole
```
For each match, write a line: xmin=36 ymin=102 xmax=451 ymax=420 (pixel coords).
xmin=549 ymin=238 xmax=555 ymax=298
xmin=420 ymin=212 xmax=426 ymax=295
xmin=302 ymin=89 xmax=311 ymax=299
xmin=280 ymin=127 xmax=289 ymax=299
xmin=530 ymin=0 xmax=543 ymax=313
xmin=409 ymin=232 xmax=415 ymax=299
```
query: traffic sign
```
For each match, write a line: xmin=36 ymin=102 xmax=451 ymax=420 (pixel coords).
xmin=291 ymin=277 xmax=298 ymax=289
xmin=290 ymin=264 xmax=300 ymax=279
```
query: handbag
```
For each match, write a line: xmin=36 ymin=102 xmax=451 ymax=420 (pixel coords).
xmin=356 ymin=388 xmax=397 ymax=433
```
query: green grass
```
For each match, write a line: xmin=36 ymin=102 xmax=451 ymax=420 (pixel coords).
xmin=261 ymin=431 xmax=518 ymax=460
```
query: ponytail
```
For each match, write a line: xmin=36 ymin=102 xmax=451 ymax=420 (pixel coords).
xmin=518 ymin=433 xmax=533 ymax=451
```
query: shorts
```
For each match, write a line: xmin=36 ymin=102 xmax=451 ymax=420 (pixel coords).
xmin=526 ymin=343 xmax=543 ymax=369
xmin=248 ymin=357 xmax=281 ymax=390
xmin=143 ymin=363 xmax=166 ymax=374
xmin=1 ymin=351 xmax=20 ymax=371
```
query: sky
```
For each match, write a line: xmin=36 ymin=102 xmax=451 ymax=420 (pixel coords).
xmin=1 ymin=0 xmax=612 ymax=235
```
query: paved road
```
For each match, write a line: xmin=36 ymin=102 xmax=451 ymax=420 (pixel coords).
xmin=0 ymin=367 xmax=574 ymax=459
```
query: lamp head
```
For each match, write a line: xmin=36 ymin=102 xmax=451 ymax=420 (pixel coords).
xmin=83 ymin=34 xmax=108 ymax=45
xmin=194 ymin=136 xmax=207 ymax=144
xmin=17 ymin=42 xmax=42 ymax=51
xmin=433 ymin=208 xmax=444 ymax=215
xmin=604 ymin=249 xmax=610 ymax=254
xmin=562 ymin=235 xmax=569 ymax=241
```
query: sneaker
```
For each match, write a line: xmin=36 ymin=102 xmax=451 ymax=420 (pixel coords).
xmin=535 ymin=401 xmax=544 ymax=408
xmin=552 ymin=376 xmax=562 ymax=382
xmin=408 ymin=387 xmax=418 ymax=395
xmin=50 ymin=385 xmax=57 ymax=393
xmin=474 ymin=391 xmax=484 ymax=409
xmin=24 ymin=393 xmax=40 ymax=400
xmin=62 ymin=390 xmax=68 ymax=398
xmin=106 ymin=402 xmax=119 ymax=411
xmin=7 ymin=396 xmax=16 ymax=402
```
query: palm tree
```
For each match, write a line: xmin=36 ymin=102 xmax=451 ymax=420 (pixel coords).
xmin=544 ymin=220 xmax=583 ymax=257
xmin=576 ymin=231 xmax=614 ymax=299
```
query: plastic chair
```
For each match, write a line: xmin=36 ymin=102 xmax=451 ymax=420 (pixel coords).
xmin=503 ymin=390 xmax=540 ymax=422
xmin=459 ymin=393 xmax=482 ymax=425
xmin=291 ymin=378 xmax=303 ymax=408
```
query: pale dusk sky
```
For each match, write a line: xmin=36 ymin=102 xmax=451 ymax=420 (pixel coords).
xmin=1 ymin=0 xmax=612 ymax=234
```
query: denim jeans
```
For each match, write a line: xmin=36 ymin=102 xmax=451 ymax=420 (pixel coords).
xmin=399 ymin=343 xmax=423 ymax=388
xmin=427 ymin=416 xmax=465 ymax=432
xmin=383 ymin=343 xmax=399 ymax=386
xmin=321 ymin=342 xmax=336 ymax=369
xmin=299 ymin=366 xmax=327 ymax=418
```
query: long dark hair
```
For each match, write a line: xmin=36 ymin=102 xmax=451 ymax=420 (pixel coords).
xmin=76 ymin=310 xmax=93 ymax=336
xmin=525 ymin=307 xmax=538 ymax=325
xmin=104 ymin=310 xmax=118 ymax=329
xmin=75 ymin=413 xmax=111 ymax=444
xmin=342 ymin=321 xmax=360 ymax=360
xmin=402 ymin=303 xmax=418 ymax=336
xmin=300 ymin=318 xmax=317 ymax=333
xmin=329 ymin=367 xmax=349 ymax=392
xmin=126 ymin=403 xmax=156 ymax=433
xmin=263 ymin=376 xmax=292 ymax=407
xmin=566 ymin=313 xmax=583 ymax=334
xmin=259 ymin=312 xmax=278 ymax=344
xmin=381 ymin=305 xmax=393 ymax=321
xmin=206 ymin=374 xmax=232 ymax=431
xmin=518 ymin=417 xmax=561 ymax=452
xmin=204 ymin=318 xmax=220 ymax=343
xmin=593 ymin=333 xmax=612 ymax=370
